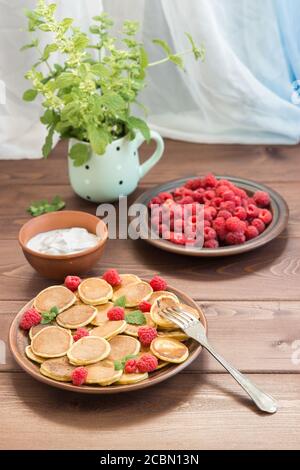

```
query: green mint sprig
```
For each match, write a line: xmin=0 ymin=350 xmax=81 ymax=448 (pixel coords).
xmin=125 ymin=310 xmax=146 ymax=325
xmin=114 ymin=354 xmax=138 ymax=371
xmin=27 ymin=196 xmax=66 ymax=217
xmin=41 ymin=306 xmax=59 ymax=325
xmin=114 ymin=296 xmax=126 ymax=308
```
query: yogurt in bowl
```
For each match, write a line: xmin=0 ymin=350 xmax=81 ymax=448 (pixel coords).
xmin=27 ymin=227 xmax=101 ymax=256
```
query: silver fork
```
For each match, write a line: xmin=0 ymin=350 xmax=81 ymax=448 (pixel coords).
xmin=159 ymin=302 xmax=278 ymax=414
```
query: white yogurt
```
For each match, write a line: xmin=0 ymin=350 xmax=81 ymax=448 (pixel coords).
xmin=27 ymin=227 xmax=100 ymax=256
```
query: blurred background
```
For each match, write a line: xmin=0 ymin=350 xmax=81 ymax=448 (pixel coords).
xmin=0 ymin=0 xmax=299 ymax=159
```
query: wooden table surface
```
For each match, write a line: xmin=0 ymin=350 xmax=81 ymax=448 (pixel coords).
xmin=1 ymin=140 xmax=300 ymax=450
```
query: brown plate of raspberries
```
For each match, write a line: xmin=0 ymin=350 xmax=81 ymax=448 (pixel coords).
xmin=133 ymin=174 xmax=289 ymax=257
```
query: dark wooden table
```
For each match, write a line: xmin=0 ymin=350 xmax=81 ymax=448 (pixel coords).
xmin=1 ymin=140 xmax=300 ymax=450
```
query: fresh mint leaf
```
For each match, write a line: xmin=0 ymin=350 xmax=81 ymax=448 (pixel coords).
xmin=69 ymin=143 xmax=90 ymax=167
xmin=114 ymin=354 xmax=138 ymax=371
xmin=27 ymin=196 xmax=66 ymax=217
xmin=125 ymin=310 xmax=146 ymax=325
xmin=23 ymin=89 xmax=38 ymax=102
xmin=42 ymin=123 xmax=56 ymax=158
xmin=114 ymin=296 xmax=126 ymax=308
xmin=127 ymin=116 xmax=151 ymax=143
xmin=41 ymin=306 xmax=59 ymax=325
xmin=87 ymin=125 xmax=110 ymax=155
xmin=152 ymin=39 xmax=172 ymax=55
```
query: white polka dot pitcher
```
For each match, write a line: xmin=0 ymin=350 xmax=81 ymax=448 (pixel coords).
xmin=68 ymin=131 xmax=164 ymax=203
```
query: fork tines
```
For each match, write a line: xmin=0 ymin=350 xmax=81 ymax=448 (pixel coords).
xmin=160 ymin=305 xmax=198 ymax=330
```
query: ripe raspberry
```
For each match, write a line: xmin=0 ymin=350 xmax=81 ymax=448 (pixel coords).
xmin=225 ymin=231 xmax=246 ymax=245
xmin=216 ymin=185 xmax=230 ymax=197
xmin=204 ymin=239 xmax=219 ymax=248
xmin=148 ymin=196 xmax=161 ymax=208
xmin=254 ymin=191 xmax=270 ymax=207
xmin=213 ymin=217 xmax=226 ymax=232
xmin=204 ymin=226 xmax=217 ymax=240
xmin=252 ymin=218 xmax=266 ymax=234
xmin=203 ymin=173 xmax=218 ymax=188
xmin=234 ymin=206 xmax=247 ymax=221
xmin=64 ymin=275 xmax=82 ymax=292
xmin=234 ymin=196 xmax=242 ymax=207
xmin=193 ymin=190 xmax=205 ymax=203
xmin=211 ymin=197 xmax=223 ymax=209
xmin=219 ymin=200 xmax=236 ymax=213
xmin=138 ymin=327 xmax=158 ymax=346
xmin=203 ymin=190 xmax=216 ymax=202
xmin=124 ymin=359 xmax=138 ymax=374
xmin=150 ymin=275 xmax=167 ymax=291
xmin=217 ymin=179 xmax=233 ymax=188
xmin=73 ymin=328 xmax=89 ymax=342
xmin=169 ymin=232 xmax=186 ymax=245
xmin=259 ymin=209 xmax=273 ymax=225
xmin=223 ymin=190 xmax=235 ymax=202
xmin=204 ymin=219 xmax=212 ymax=228
xmin=102 ymin=269 xmax=122 ymax=287
xmin=138 ymin=301 xmax=152 ymax=313
xmin=107 ymin=307 xmax=125 ymax=321
xmin=226 ymin=217 xmax=246 ymax=233
xmin=158 ymin=191 xmax=173 ymax=202
xmin=233 ymin=187 xmax=247 ymax=199
xmin=246 ymin=204 xmax=259 ymax=219
xmin=71 ymin=367 xmax=88 ymax=386
xmin=136 ymin=354 xmax=158 ymax=373
xmin=217 ymin=209 xmax=232 ymax=220
xmin=20 ymin=308 xmax=41 ymax=330
xmin=178 ymin=196 xmax=194 ymax=205
xmin=185 ymin=178 xmax=202 ymax=190
xmin=245 ymin=225 xmax=259 ymax=240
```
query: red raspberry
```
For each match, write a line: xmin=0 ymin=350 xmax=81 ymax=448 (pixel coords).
xmin=216 ymin=185 xmax=230 ymax=197
xmin=204 ymin=207 xmax=214 ymax=221
xmin=213 ymin=217 xmax=226 ymax=232
xmin=234 ymin=196 xmax=242 ymax=207
xmin=246 ymin=204 xmax=259 ymax=219
xmin=204 ymin=219 xmax=212 ymax=228
xmin=204 ymin=226 xmax=217 ymax=240
xmin=254 ymin=191 xmax=270 ymax=207
xmin=234 ymin=206 xmax=247 ymax=221
xmin=64 ymin=275 xmax=82 ymax=292
xmin=136 ymin=354 xmax=158 ymax=373
xmin=203 ymin=190 xmax=216 ymax=202
xmin=225 ymin=231 xmax=246 ymax=245
xmin=259 ymin=209 xmax=273 ymax=225
xmin=245 ymin=225 xmax=259 ymax=240
xmin=193 ymin=190 xmax=205 ymax=203
xmin=211 ymin=197 xmax=223 ymax=209
xmin=148 ymin=196 xmax=161 ymax=208
xmin=217 ymin=179 xmax=233 ymax=188
xmin=73 ymin=328 xmax=89 ymax=342
xmin=20 ymin=308 xmax=41 ymax=331
xmin=217 ymin=209 xmax=232 ymax=220
xmin=138 ymin=327 xmax=158 ymax=346
xmin=204 ymin=239 xmax=219 ymax=248
xmin=178 ymin=196 xmax=194 ymax=205
xmin=71 ymin=367 xmax=88 ymax=386
xmin=150 ymin=275 xmax=167 ymax=291
xmin=124 ymin=359 xmax=138 ymax=374
xmin=223 ymin=190 xmax=235 ymax=202
xmin=102 ymin=269 xmax=122 ymax=287
xmin=252 ymin=218 xmax=266 ymax=234
xmin=233 ymin=187 xmax=247 ymax=199
xmin=173 ymin=218 xmax=184 ymax=233
xmin=226 ymin=217 xmax=246 ymax=233
xmin=138 ymin=301 xmax=152 ymax=313
xmin=206 ymin=206 xmax=217 ymax=219
xmin=169 ymin=232 xmax=186 ymax=245
xmin=203 ymin=173 xmax=218 ymax=188
xmin=158 ymin=191 xmax=173 ymax=202
xmin=185 ymin=178 xmax=202 ymax=190
xmin=107 ymin=307 xmax=125 ymax=321
xmin=219 ymin=200 xmax=236 ymax=213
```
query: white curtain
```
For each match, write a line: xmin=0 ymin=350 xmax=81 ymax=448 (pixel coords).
xmin=0 ymin=0 xmax=299 ymax=160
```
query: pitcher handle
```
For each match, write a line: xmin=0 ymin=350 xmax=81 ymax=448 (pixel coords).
xmin=137 ymin=130 xmax=164 ymax=179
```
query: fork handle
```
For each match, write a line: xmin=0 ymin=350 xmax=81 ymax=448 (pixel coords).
xmin=202 ymin=341 xmax=277 ymax=414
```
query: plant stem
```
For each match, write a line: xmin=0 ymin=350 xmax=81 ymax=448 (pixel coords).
xmin=148 ymin=48 xmax=192 ymax=67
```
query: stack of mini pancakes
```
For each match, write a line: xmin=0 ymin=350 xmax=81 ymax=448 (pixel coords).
xmin=24 ymin=274 xmax=200 ymax=387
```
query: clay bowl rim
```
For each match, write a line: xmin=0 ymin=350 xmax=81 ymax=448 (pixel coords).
xmin=9 ymin=282 xmax=207 ymax=394
xmin=18 ymin=210 xmax=108 ymax=261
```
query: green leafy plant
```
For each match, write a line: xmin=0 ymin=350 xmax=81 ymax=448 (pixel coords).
xmin=22 ymin=1 xmax=205 ymax=166
xmin=27 ymin=195 xmax=66 ymax=216
xmin=41 ymin=306 xmax=59 ymax=324
xmin=114 ymin=354 xmax=138 ymax=371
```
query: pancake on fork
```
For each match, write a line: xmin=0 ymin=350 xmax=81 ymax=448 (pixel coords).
xmin=31 ymin=326 xmax=73 ymax=358
xmin=78 ymin=278 xmax=113 ymax=305
xmin=148 ymin=290 xmax=178 ymax=304
xmin=40 ymin=356 xmax=76 ymax=382
xmin=56 ymin=304 xmax=97 ymax=329
xmin=85 ymin=359 xmax=123 ymax=385
xmin=150 ymin=337 xmax=189 ymax=364
xmin=150 ymin=295 xmax=180 ymax=329
xmin=67 ymin=335 xmax=111 ymax=365
xmin=34 ymin=286 xmax=76 ymax=314
xmin=112 ymin=281 xmax=153 ymax=307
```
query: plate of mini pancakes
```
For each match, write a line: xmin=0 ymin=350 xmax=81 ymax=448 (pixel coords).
xmin=9 ymin=274 xmax=207 ymax=394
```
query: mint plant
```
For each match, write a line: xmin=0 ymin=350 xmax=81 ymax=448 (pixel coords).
xmin=22 ymin=1 xmax=204 ymax=166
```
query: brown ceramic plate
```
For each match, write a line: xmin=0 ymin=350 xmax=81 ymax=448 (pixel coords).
xmin=133 ymin=176 xmax=289 ymax=257
xmin=9 ymin=283 xmax=207 ymax=394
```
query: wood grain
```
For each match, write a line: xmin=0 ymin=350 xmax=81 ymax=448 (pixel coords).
xmin=0 ymin=372 xmax=299 ymax=450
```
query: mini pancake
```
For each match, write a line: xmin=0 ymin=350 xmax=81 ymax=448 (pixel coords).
xmin=150 ymin=295 xmax=180 ymax=329
xmin=40 ymin=356 xmax=76 ymax=382
xmin=91 ymin=302 xmax=114 ymax=326
xmin=150 ymin=337 xmax=189 ymax=364
xmin=31 ymin=326 xmax=73 ymax=358
xmin=124 ymin=312 xmax=156 ymax=337
xmin=107 ymin=335 xmax=140 ymax=361
xmin=34 ymin=286 xmax=76 ymax=313
xmin=78 ymin=278 xmax=113 ymax=305
xmin=67 ymin=336 xmax=111 ymax=365
xmin=85 ymin=359 xmax=123 ymax=385
xmin=112 ymin=281 xmax=153 ymax=307
xmin=116 ymin=372 xmax=148 ymax=385
xmin=113 ymin=274 xmax=141 ymax=295
xmin=91 ymin=321 xmax=127 ymax=340
xmin=56 ymin=304 xmax=97 ymax=329
xmin=25 ymin=345 xmax=45 ymax=364
xmin=149 ymin=290 xmax=179 ymax=305
xmin=29 ymin=322 xmax=56 ymax=340
xmin=158 ymin=330 xmax=189 ymax=341
xmin=178 ymin=303 xmax=200 ymax=319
